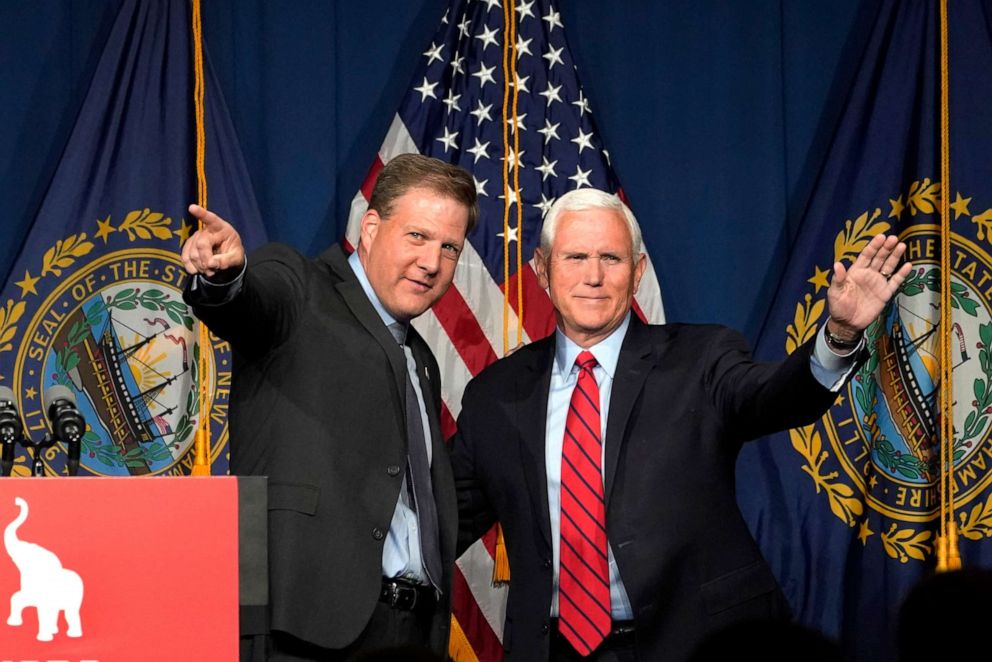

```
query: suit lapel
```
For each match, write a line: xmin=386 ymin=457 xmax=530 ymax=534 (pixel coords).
xmin=324 ymin=247 xmax=458 ymax=584
xmin=516 ymin=338 xmax=556 ymax=551
xmin=604 ymin=318 xmax=654 ymax=505
xmin=324 ymin=247 xmax=408 ymax=423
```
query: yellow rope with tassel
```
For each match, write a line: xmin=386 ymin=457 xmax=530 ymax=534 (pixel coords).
xmin=491 ymin=0 xmax=523 ymax=586
xmin=510 ymin=22 xmax=524 ymax=345
xmin=452 ymin=20 xmax=517 ymax=662
xmin=936 ymin=0 xmax=961 ymax=571
xmin=190 ymin=0 xmax=212 ymax=476
xmin=451 ymin=3 xmax=524 ymax=656
xmin=499 ymin=1 xmax=514 ymax=353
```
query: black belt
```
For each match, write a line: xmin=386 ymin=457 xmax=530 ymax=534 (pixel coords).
xmin=379 ymin=577 xmax=436 ymax=612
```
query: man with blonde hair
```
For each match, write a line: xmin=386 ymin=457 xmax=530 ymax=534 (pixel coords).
xmin=184 ymin=154 xmax=477 ymax=660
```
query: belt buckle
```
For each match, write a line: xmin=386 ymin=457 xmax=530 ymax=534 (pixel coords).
xmin=383 ymin=580 xmax=417 ymax=610
xmin=401 ymin=585 xmax=418 ymax=610
xmin=390 ymin=581 xmax=406 ymax=609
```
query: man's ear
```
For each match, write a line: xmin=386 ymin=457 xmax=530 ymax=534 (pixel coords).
xmin=534 ymin=247 xmax=550 ymax=289
xmin=632 ymin=253 xmax=647 ymax=294
xmin=360 ymin=209 xmax=381 ymax=248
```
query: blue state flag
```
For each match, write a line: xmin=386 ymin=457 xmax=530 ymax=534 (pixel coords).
xmin=738 ymin=2 xmax=992 ymax=659
xmin=0 ymin=0 xmax=264 ymax=477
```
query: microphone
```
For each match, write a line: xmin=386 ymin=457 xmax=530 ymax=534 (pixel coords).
xmin=44 ymin=385 xmax=86 ymax=477
xmin=0 ymin=386 xmax=20 ymax=477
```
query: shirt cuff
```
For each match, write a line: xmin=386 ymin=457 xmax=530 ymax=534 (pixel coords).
xmin=189 ymin=258 xmax=247 ymax=303
xmin=810 ymin=325 xmax=863 ymax=392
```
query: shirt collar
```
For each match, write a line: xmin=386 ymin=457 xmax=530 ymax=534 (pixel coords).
xmin=553 ymin=312 xmax=631 ymax=380
xmin=347 ymin=250 xmax=405 ymax=340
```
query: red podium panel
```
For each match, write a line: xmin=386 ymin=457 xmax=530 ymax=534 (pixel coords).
xmin=0 ymin=477 xmax=239 ymax=662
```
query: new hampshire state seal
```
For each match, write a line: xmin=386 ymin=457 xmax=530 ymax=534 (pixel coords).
xmin=788 ymin=179 xmax=992 ymax=562
xmin=0 ymin=209 xmax=230 ymax=476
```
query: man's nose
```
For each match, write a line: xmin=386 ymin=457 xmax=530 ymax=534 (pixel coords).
xmin=582 ymin=257 xmax=605 ymax=285
xmin=417 ymin=243 xmax=442 ymax=275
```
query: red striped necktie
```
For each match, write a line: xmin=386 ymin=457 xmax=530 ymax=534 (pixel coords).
xmin=558 ymin=350 xmax=611 ymax=655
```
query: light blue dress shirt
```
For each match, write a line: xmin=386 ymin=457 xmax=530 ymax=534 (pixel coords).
xmin=544 ymin=312 xmax=859 ymax=620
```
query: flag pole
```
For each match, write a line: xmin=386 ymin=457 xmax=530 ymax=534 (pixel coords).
xmin=936 ymin=0 xmax=961 ymax=571
xmin=492 ymin=0 xmax=520 ymax=587
xmin=190 ymin=0 xmax=212 ymax=477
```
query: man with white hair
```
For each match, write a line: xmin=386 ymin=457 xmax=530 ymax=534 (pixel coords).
xmin=451 ymin=188 xmax=911 ymax=661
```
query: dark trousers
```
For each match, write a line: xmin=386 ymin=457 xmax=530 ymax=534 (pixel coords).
xmin=240 ymin=600 xmax=436 ymax=662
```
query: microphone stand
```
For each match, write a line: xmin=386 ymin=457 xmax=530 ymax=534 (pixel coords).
xmin=21 ymin=433 xmax=59 ymax=477
xmin=0 ymin=386 xmax=87 ymax=477
xmin=0 ymin=428 xmax=16 ymax=477
xmin=0 ymin=426 xmax=85 ymax=476
xmin=0 ymin=429 xmax=56 ymax=477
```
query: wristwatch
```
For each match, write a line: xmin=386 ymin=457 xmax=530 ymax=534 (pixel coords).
xmin=823 ymin=322 xmax=862 ymax=351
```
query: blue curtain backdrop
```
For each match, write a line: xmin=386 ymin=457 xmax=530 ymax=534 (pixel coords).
xmin=0 ymin=0 xmax=862 ymax=340
xmin=8 ymin=0 xmax=963 ymax=655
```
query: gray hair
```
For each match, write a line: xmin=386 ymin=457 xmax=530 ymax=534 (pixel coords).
xmin=539 ymin=188 xmax=643 ymax=256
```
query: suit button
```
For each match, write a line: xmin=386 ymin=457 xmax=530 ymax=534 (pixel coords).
xmin=541 ymin=622 xmax=549 ymax=634
xmin=543 ymin=558 xmax=552 ymax=569
xmin=386 ymin=464 xmax=401 ymax=477
xmin=372 ymin=527 xmax=385 ymax=540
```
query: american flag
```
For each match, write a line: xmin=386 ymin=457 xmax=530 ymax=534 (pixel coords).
xmin=344 ymin=0 xmax=665 ymax=657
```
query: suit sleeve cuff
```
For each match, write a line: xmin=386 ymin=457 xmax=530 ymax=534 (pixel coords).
xmin=189 ymin=258 xmax=247 ymax=304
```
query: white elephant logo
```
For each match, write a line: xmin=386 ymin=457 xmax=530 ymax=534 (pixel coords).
xmin=4 ymin=496 xmax=84 ymax=641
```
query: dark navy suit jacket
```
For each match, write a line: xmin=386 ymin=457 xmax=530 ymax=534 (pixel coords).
xmin=452 ymin=318 xmax=843 ymax=661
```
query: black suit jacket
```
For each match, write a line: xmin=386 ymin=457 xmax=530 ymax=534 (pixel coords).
xmin=185 ymin=243 xmax=457 ymax=652
xmin=452 ymin=318 xmax=844 ymax=661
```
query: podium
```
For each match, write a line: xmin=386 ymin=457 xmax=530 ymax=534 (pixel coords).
xmin=0 ymin=476 xmax=266 ymax=662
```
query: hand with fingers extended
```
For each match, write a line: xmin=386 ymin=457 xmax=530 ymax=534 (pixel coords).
xmin=826 ymin=233 xmax=914 ymax=340
xmin=181 ymin=204 xmax=246 ymax=279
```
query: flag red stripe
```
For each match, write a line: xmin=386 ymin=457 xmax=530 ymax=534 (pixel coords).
xmin=432 ymin=286 xmax=499 ymax=376
xmin=502 ymin=264 xmax=556 ymax=342
xmin=452 ymin=564 xmax=504 ymax=660
xmin=360 ymin=157 xmax=384 ymax=202
xmin=481 ymin=522 xmax=499 ymax=558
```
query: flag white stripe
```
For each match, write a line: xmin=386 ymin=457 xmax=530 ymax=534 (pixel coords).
xmin=456 ymin=538 xmax=507 ymax=641
xmin=635 ymin=252 xmax=665 ymax=323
